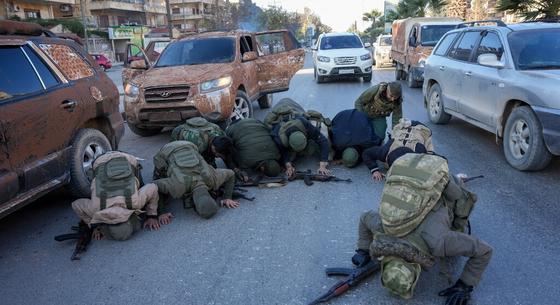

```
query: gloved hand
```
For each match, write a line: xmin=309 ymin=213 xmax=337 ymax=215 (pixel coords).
xmin=438 ymin=279 xmax=473 ymax=305
xmin=351 ymin=249 xmax=371 ymax=267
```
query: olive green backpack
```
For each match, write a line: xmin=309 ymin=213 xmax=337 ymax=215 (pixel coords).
xmin=170 ymin=117 xmax=224 ymax=152
xmin=379 ymin=153 xmax=449 ymax=237
xmin=94 ymin=155 xmax=139 ymax=210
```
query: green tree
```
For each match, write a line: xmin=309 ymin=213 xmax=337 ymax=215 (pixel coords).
xmin=396 ymin=0 xmax=448 ymax=17
xmin=497 ymin=0 xmax=560 ymax=20
xmin=362 ymin=9 xmax=382 ymax=27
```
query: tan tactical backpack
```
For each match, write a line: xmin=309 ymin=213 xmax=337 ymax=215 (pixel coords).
xmin=388 ymin=119 xmax=433 ymax=155
xmin=94 ymin=152 xmax=140 ymax=210
xmin=170 ymin=117 xmax=224 ymax=152
xmin=379 ymin=153 xmax=449 ymax=237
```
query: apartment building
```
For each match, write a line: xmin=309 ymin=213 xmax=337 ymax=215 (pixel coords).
xmin=0 ymin=0 xmax=76 ymax=20
xmin=84 ymin=0 xmax=166 ymax=28
xmin=169 ymin=0 xmax=223 ymax=32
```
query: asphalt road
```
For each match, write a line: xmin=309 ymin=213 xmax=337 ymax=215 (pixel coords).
xmin=1 ymin=55 xmax=560 ymax=305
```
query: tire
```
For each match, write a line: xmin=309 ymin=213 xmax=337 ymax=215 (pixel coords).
xmin=316 ymin=75 xmax=325 ymax=84
xmin=363 ymin=73 xmax=372 ymax=82
xmin=406 ymin=71 xmax=420 ymax=88
xmin=230 ymin=89 xmax=253 ymax=122
xmin=258 ymin=94 xmax=273 ymax=109
xmin=427 ymin=83 xmax=451 ymax=124
xmin=128 ymin=123 xmax=163 ymax=137
xmin=395 ymin=67 xmax=402 ymax=80
xmin=503 ymin=106 xmax=552 ymax=171
xmin=67 ymin=129 xmax=112 ymax=197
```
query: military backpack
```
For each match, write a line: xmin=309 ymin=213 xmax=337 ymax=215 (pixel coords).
xmin=388 ymin=119 xmax=434 ymax=154
xmin=264 ymin=98 xmax=331 ymax=129
xmin=379 ymin=153 xmax=449 ymax=237
xmin=94 ymin=153 xmax=141 ymax=210
xmin=170 ymin=117 xmax=225 ymax=153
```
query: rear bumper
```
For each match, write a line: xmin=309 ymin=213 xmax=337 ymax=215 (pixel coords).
xmin=533 ymin=105 xmax=560 ymax=155
xmin=409 ymin=66 xmax=424 ymax=82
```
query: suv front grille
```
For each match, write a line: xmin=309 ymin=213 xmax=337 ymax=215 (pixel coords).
xmin=334 ymin=56 xmax=357 ymax=65
xmin=144 ymin=85 xmax=190 ymax=103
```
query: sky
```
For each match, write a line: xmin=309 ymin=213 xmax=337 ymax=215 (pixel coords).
xmin=252 ymin=0 xmax=387 ymax=32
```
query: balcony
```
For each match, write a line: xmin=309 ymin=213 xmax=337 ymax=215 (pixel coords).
xmin=89 ymin=0 xmax=145 ymax=12
xmin=169 ymin=0 xmax=216 ymax=4
xmin=170 ymin=13 xmax=213 ymax=21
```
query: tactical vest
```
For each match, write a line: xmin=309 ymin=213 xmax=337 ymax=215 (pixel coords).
xmin=170 ymin=117 xmax=224 ymax=153
xmin=226 ymin=118 xmax=280 ymax=169
xmin=278 ymin=118 xmax=307 ymax=148
xmin=166 ymin=144 xmax=212 ymax=189
xmin=379 ymin=153 xmax=449 ymax=237
xmin=94 ymin=156 xmax=138 ymax=210
xmin=364 ymin=83 xmax=400 ymax=118
xmin=264 ymin=100 xmax=305 ymax=128
xmin=388 ymin=120 xmax=434 ymax=155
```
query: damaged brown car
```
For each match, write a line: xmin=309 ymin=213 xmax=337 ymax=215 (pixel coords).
xmin=122 ymin=30 xmax=305 ymax=136
xmin=0 ymin=21 xmax=124 ymax=219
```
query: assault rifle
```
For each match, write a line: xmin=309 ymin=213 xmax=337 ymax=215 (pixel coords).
xmin=289 ymin=169 xmax=352 ymax=186
xmin=54 ymin=222 xmax=93 ymax=261
xmin=212 ymin=187 xmax=256 ymax=201
xmin=235 ymin=176 xmax=287 ymax=188
xmin=308 ymin=260 xmax=380 ymax=305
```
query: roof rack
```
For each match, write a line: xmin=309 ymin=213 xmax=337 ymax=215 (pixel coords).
xmin=457 ymin=19 xmax=508 ymax=28
xmin=522 ymin=17 xmax=560 ymax=23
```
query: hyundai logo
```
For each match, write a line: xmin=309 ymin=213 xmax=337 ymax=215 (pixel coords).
xmin=160 ymin=91 xmax=171 ymax=98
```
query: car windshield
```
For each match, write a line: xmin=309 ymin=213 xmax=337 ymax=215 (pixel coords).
xmin=421 ymin=25 xmax=457 ymax=46
xmin=155 ymin=37 xmax=235 ymax=67
xmin=379 ymin=36 xmax=392 ymax=46
xmin=509 ymin=29 xmax=560 ymax=70
xmin=320 ymin=35 xmax=363 ymax=50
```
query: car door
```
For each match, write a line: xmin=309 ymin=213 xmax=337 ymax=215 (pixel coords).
xmin=122 ymin=42 xmax=150 ymax=87
xmin=254 ymin=30 xmax=305 ymax=93
xmin=0 ymin=42 xmax=83 ymax=200
xmin=443 ymin=31 xmax=482 ymax=112
xmin=239 ymin=35 xmax=259 ymax=99
xmin=461 ymin=31 xmax=506 ymax=127
xmin=429 ymin=32 xmax=461 ymax=111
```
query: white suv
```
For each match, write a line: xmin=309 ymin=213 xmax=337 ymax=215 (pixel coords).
xmin=312 ymin=32 xmax=373 ymax=83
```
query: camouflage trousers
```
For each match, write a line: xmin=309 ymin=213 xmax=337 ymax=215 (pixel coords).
xmin=357 ymin=209 xmax=493 ymax=287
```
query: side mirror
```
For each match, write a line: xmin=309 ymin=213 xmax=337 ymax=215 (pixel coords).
xmin=242 ymin=51 xmax=258 ymax=62
xmin=364 ymin=42 xmax=371 ymax=48
xmin=130 ymin=59 xmax=148 ymax=70
xmin=477 ymin=53 xmax=504 ymax=68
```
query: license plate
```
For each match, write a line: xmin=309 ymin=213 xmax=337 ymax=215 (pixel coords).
xmin=149 ymin=112 xmax=181 ymax=122
xmin=339 ymin=69 xmax=354 ymax=74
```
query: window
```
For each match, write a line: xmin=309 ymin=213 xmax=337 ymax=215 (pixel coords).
xmin=448 ymin=31 xmax=481 ymax=62
xmin=509 ymin=29 xmax=560 ymax=70
xmin=434 ymin=33 xmax=458 ymax=56
xmin=0 ymin=46 xmax=43 ymax=100
xmin=153 ymin=42 xmax=169 ymax=54
xmin=172 ymin=7 xmax=180 ymax=14
xmin=23 ymin=45 xmax=59 ymax=89
xmin=319 ymin=35 xmax=362 ymax=50
xmin=476 ymin=32 xmax=504 ymax=61
xmin=156 ymin=38 xmax=236 ymax=67
xmin=257 ymin=33 xmax=289 ymax=55
xmin=24 ymin=10 xmax=41 ymax=19
xmin=420 ymin=25 xmax=458 ymax=46
xmin=39 ymin=44 xmax=94 ymax=80
xmin=99 ymin=15 xmax=109 ymax=28
xmin=240 ymin=36 xmax=254 ymax=56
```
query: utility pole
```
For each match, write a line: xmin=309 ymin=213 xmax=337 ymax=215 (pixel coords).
xmin=80 ymin=0 xmax=89 ymax=51
xmin=165 ymin=0 xmax=173 ymax=39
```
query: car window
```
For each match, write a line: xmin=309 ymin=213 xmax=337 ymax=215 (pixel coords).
xmin=39 ymin=44 xmax=94 ymax=80
xmin=240 ymin=35 xmax=254 ymax=56
xmin=379 ymin=36 xmax=392 ymax=46
xmin=434 ymin=32 xmax=458 ymax=56
xmin=0 ymin=46 xmax=44 ymax=100
xmin=420 ymin=25 xmax=458 ymax=46
xmin=23 ymin=45 xmax=59 ymax=89
xmin=320 ymin=35 xmax=363 ymax=50
xmin=153 ymin=41 xmax=169 ymax=54
xmin=156 ymin=37 xmax=236 ymax=67
xmin=509 ymin=28 xmax=560 ymax=70
xmin=256 ymin=33 xmax=287 ymax=55
xmin=448 ymin=31 xmax=480 ymax=62
xmin=475 ymin=32 xmax=504 ymax=61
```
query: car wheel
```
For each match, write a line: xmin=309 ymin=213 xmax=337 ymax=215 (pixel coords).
xmin=67 ymin=129 xmax=111 ymax=197
xmin=395 ymin=67 xmax=402 ymax=80
xmin=258 ymin=94 xmax=273 ymax=109
xmin=231 ymin=89 xmax=253 ymax=122
xmin=128 ymin=123 xmax=163 ymax=137
xmin=363 ymin=73 xmax=372 ymax=82
xmin=503 ymin=106 xmax=552 ymax=171
xmin=427 ymin=83 xmax=451 ymax=124
xmin=316 ymin=74 xmax=325 ymax=84
xmin=406 ymin=71 xmax=420 ymax=88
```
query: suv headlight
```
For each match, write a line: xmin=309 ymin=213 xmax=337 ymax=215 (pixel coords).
xmin=317 ymin=56 xmax=330 ymax=63
xmin=124 ymin=83 xmax=139 ymax=103
xmin=360 ymin=53 xmax=371 ymax=61
xmin=200 ymin=76 xmax=232 ymax=93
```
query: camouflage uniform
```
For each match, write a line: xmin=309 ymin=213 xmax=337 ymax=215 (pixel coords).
xmin=153 ymin=141 xmax=235 ymax=219
xmin=71 ymin=152 xmax=159 ymax=240
xmin=170 ymin=117 xmax=225 ymax=167
xmin=357 ymin=177 xmax=493 ymax=289
xmin=354 ymin=83 xmax=403 ymax=140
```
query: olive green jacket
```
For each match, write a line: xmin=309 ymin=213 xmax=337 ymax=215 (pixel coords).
xmin=354 ymin=83 xmax=403 ymax=127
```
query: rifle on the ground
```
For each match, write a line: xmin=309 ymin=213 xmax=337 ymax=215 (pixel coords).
xmin=235 ymin=176 xmax=287 ymax=188
xmin=308 ymin=260 xmax=380 ymax=305
xmin=462 ymin=175 xmax=484 ymax=183
xmin=289 ymin=169 xmax=352 ymax=186
xmin=54 ymin=222 xmax=93 ymax=261
xmin=232 ymin=187 xmax=255 ymax=201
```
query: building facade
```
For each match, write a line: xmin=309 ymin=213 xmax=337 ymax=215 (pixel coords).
xmin=1 ymin=0 xmax=76 ymax=20
xmin=169 ymin=0 xmax=223 ymax=32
